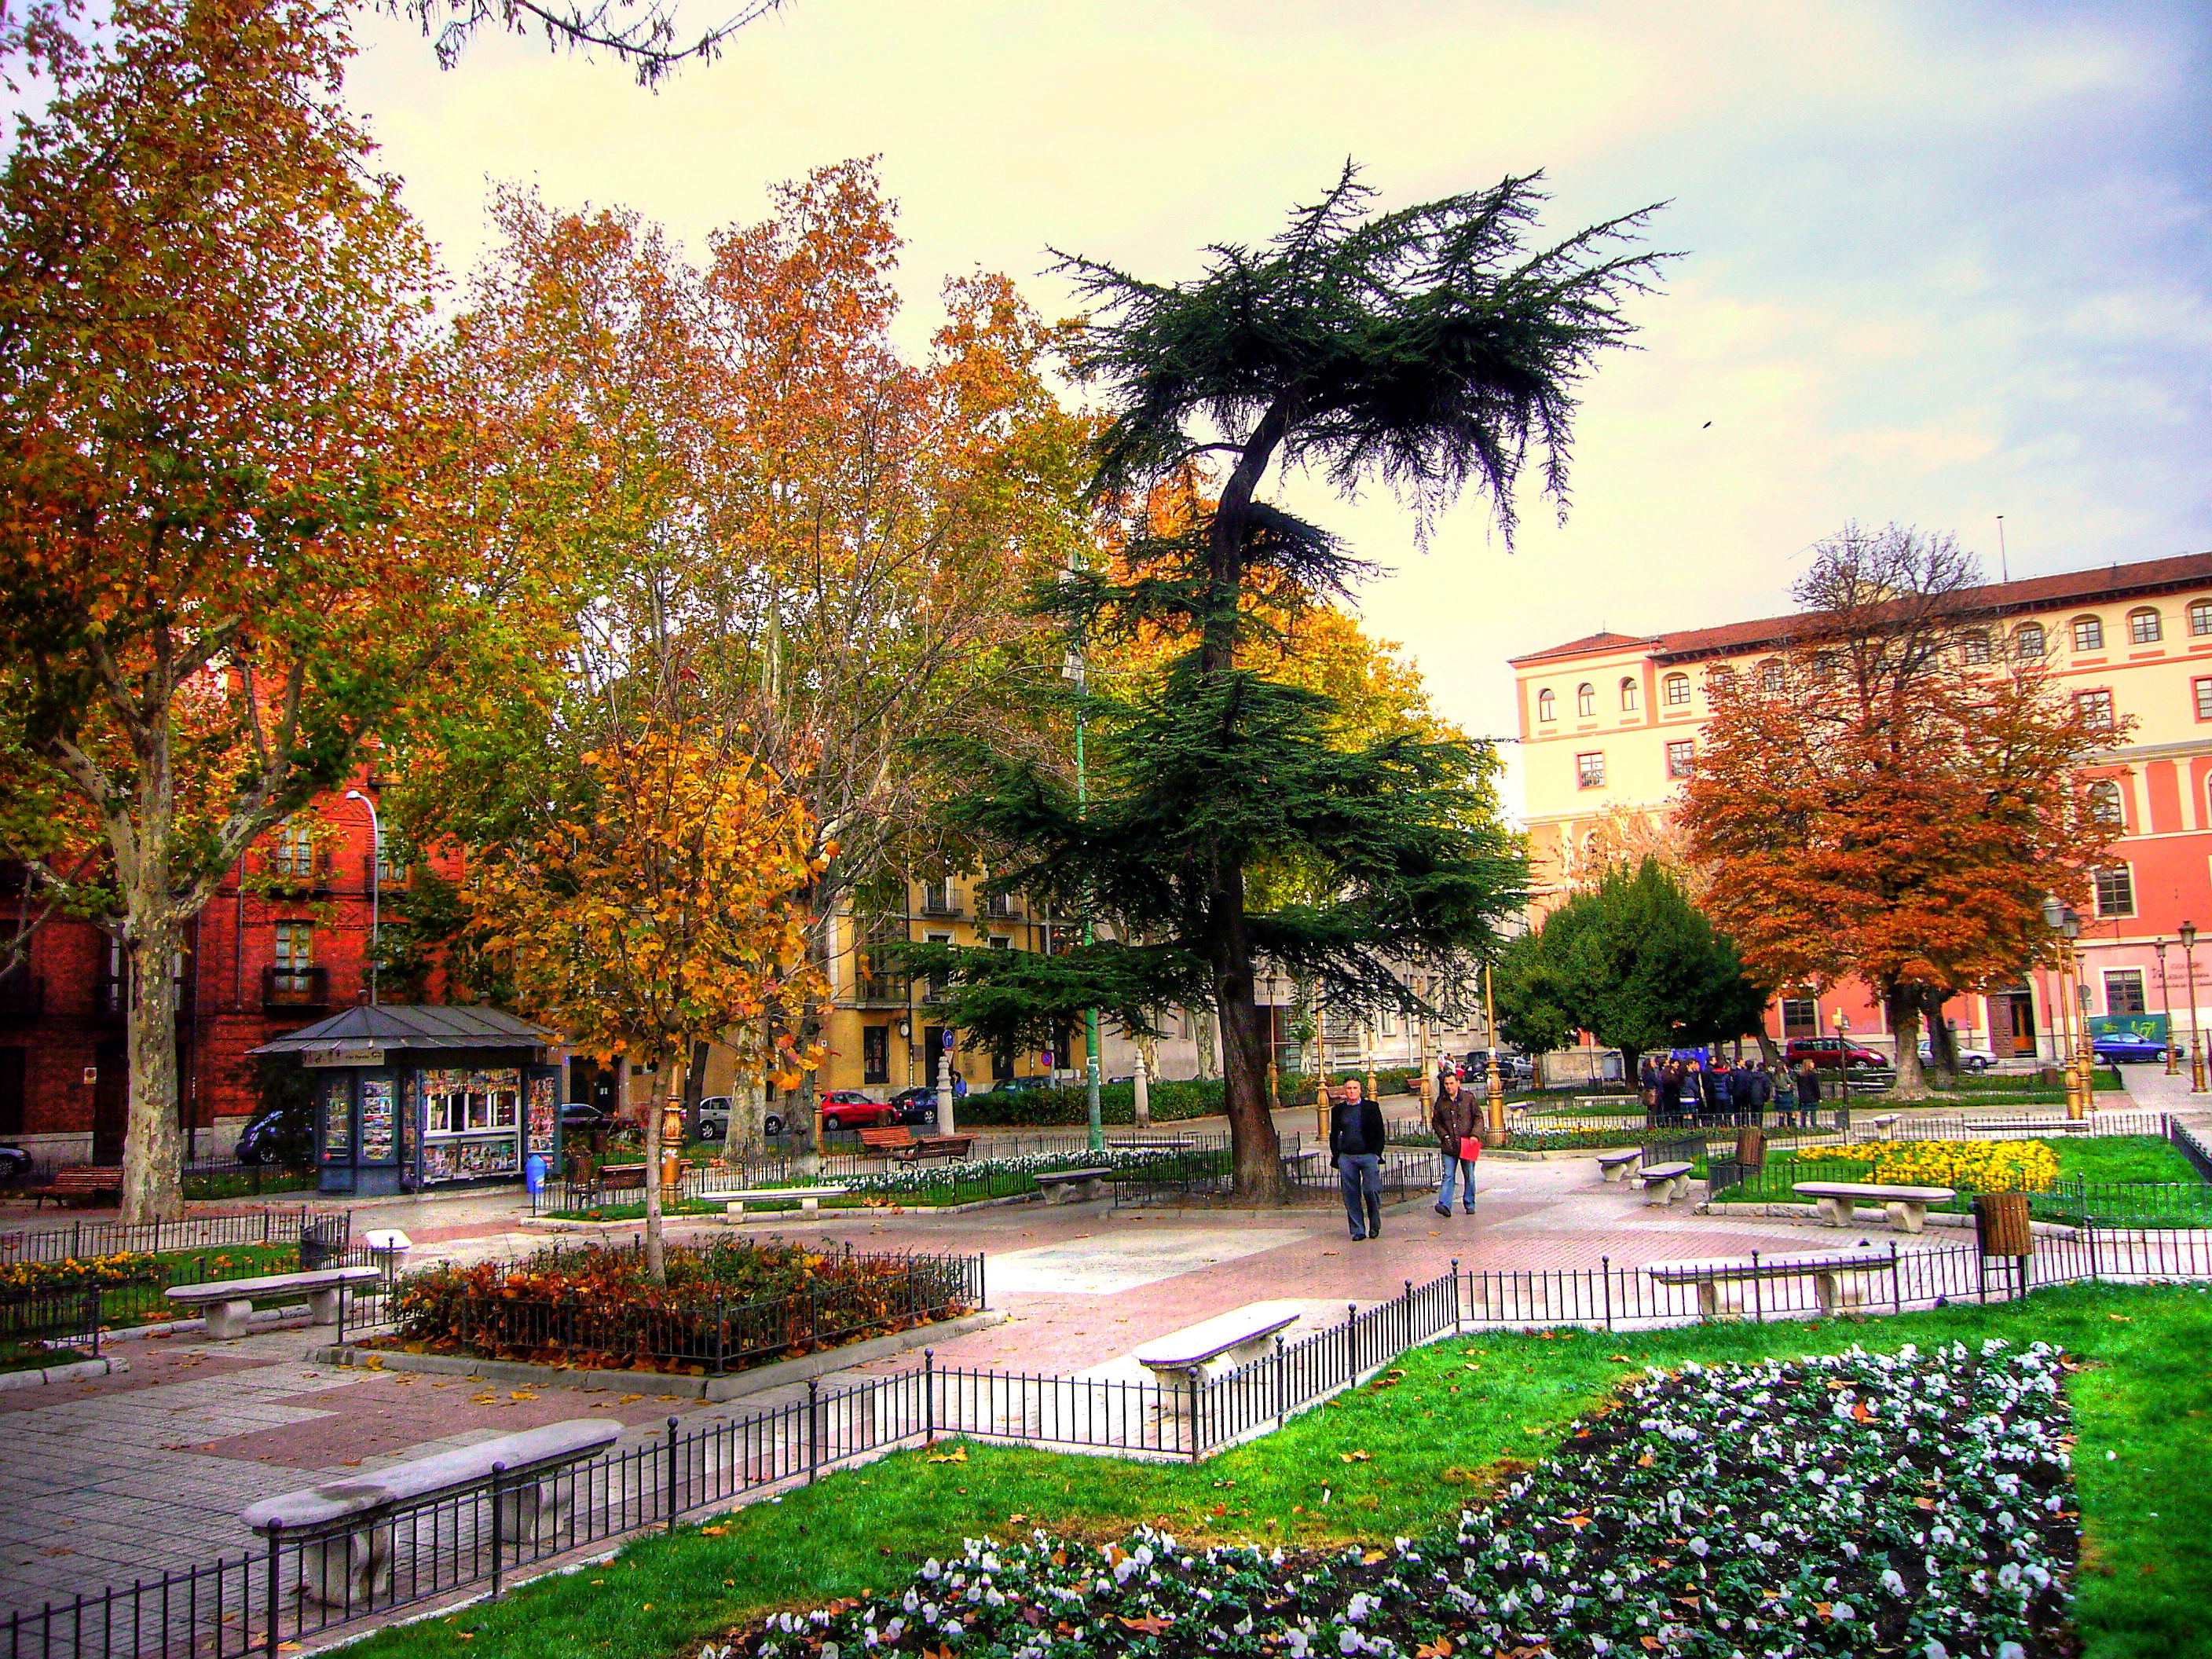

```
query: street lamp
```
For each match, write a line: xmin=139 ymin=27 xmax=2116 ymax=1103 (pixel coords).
xmin=1262 ymin=969 xmax=1281 ymax=1117
xmin=1483 ymin=960 xmax=1505 ymax=1136
xmin=343 ymin=789 xmax=380 ymax=1007
xmin=2184 ymin=921 xmax=2205 ymax=1093
xmin=2155 ymin=938 xmax=2178 ymax=1075
xmin=1061 ymin=566 xmax=1104 ymax=1154
xmin=2041 ymin=894 xmax=2081 ymax=1116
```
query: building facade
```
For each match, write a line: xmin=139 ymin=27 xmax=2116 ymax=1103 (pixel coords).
xmin=1511 ymin=551 xmax=2212 ymax=1063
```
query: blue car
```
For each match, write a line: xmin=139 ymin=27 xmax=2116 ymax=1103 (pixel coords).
xmin=2092 ymin=1031 xmax=2167 ymax=1064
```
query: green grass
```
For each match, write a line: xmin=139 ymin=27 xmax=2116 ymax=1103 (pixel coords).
xmin=2057 ymin=1135 xmax=2204 ymax=1184
xmin=340 ymin=1280 xmax=2212 ymax=1659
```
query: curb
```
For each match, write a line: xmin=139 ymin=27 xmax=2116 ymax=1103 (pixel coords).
xmin=309 ymin=1308 xmax=1009 ymax=1402
xmin=0 ymin=1353 xmax=130 ymax=1391
xmin=1700 ymin=1199 xmax=2080 ymax=1239
xmin=518 ymin=1191 xmax=1042 ymax=1234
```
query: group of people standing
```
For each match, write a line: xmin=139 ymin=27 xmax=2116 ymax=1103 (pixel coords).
xmin=1639 ymin=1052 xmax=1826 ymax=1126
xmin=1326 ymin=1065 xmax=1485 ymax=1241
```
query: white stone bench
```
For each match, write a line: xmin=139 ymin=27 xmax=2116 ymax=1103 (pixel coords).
xmin=1639 ymin=1160 xmax=1694 ymax=1205
xmin=1868 ymin=1113 xmax=1903 ymax=1139
xmin=165 ymin=1265 xmax=383 ymax=1340
xmin=1596 ymin=1148 xmax=1643 ymax=1182
xmin=704 ymin=1185 xmax=849 ymax=1216
xmin=1133 ymin=1300 xmax=1304 ymax=1388
xmin=243 ymin=1419 xmax=619 ymax=1606
xmin=1035 ymin=1167 xmax=1111 ymax=1204
xmin=1793 ymin=1181 xmax=1956 ymax=1234
xmin=1647 ymin=1249 xmax=1895 ymax=1320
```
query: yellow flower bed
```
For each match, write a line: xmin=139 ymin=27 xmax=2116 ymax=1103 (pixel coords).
xmin=1793 ymin=1138 xmax=2058 ymax=1193
xmin=0 ymin=1251 xmax=164 ymax=1293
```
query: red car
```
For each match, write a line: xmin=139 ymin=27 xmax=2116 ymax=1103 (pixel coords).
xmin=819 ymin=1090 xmax=895 ymax=1132
xmin=1783 ymin=1037 xmax=1888 ymax=1069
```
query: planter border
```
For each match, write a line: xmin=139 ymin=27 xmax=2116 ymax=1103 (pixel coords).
xmin=0 ymin=1353 xmax=128 ymax=1391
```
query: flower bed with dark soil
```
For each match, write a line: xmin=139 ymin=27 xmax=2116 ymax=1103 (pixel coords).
xmin=714 ymin=1340 xmax=2077 ymax=1659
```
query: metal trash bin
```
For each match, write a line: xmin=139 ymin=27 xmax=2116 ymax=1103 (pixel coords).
xmin=1974 ymin=1191 xmax=2034 ymax=1258
xmin=1734 ymin=1126 xmax=1766 ymax=1173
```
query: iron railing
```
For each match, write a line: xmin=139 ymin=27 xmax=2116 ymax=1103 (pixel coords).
xmin=0 ymin=1209 xmax=351 ymax=1265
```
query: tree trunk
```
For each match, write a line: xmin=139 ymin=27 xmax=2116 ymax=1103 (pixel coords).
xmin=1210 ymin=877 xmax=1285 ymax=1203
xmin=1883 ymin=987 xmax=1932 ymax=1101
xmin=643 ymin=1046 xmax=669 ymax=1284
xmin=119 ymin=909 xmax=185 ymax=1224
xmin=1920 ymin=987 xmax=1961 ymax=1089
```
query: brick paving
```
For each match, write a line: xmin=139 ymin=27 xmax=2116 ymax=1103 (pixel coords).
xmin=4 ymin=1087 xmax=2203 ymax=1616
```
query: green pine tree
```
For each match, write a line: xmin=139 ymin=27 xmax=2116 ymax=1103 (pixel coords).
xmin=910 ymin=169 xmax=1665 ymax=1200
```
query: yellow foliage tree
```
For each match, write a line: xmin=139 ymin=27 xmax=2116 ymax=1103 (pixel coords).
xmin=466 ymin=719 xmax=830 ymax=1280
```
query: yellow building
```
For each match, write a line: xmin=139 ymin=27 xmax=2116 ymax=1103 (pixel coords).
xmin=1511 ymin=550 xmax=2212 ymax=1061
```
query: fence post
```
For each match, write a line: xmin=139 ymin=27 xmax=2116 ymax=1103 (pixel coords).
xmin=1188 ymin=1374 xmax=1203 ymax=1463
xmin=489 ymin=1462 xmax=506 ymax=1600
xmin=1451 ymin=1260 xmax=1462 ymax=1335
xmin=1345 ymin=1302 xmax=1357 ymax=1386
xmin=1750 ymin=1251 xmax=1762 ymax=1323
xmin=1274 ymin=1334 xmax=1287 ymax=1431
xmin=665 ymin=1416 xmax=679 ymax=1533
xmin=807 ymin=1379 xmax=821 ymax=1484
xmin=714 ymin=1297 xmax=727 ymax=1377
xmin=85 ymin=1284 xmax=99 ymax=1360
xmin=1888 ymin=1241 xmax=1902 ymax=1313
xmin=924 ymin=1348 xmax=936 ymax=1445
xmin=2086 ymin=1219 xmax=2101 ymax=1283
xmin=1602 ymin=1256 xmax=1613 ymax=1331
xmin=264 ymin=1518 xmax=282 ymax=1659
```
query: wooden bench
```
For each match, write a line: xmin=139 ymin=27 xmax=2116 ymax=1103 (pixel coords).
xmin=1133 ymin=1300 xmax=1305 ymax=1387
xmin=589 ymin=1163 xmax=649 ymax=1202
xmin=703 ymin=1185 xmax=849 ymax=1216
xmin=1793 ymin=1180 xmax=1957 ymax=1234
xmin=1639 ymin=1160 xmax=1694 ymax=1205
xmin=1647 ymin=1249 xmax=1895 ymax=1320
xmin=1035 ymin=1168 xmax=1111 ymax=1204
xmin=243 ymin=1419 xmax=619 ymax=1606
xmin=31 ymin=1167 xmax=123 ymax=1209
xmin=857 ymin=1126 xmax=974 ymax=1163
xmin=1596 ymin=1148 xmax=1643 ymax=1183
xmin=166 ymin=1265 xmax=383 ymax=1340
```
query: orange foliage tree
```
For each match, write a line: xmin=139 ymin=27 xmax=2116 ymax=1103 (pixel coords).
xmin=1679 ymin=525 xmax=2122 ymax=1097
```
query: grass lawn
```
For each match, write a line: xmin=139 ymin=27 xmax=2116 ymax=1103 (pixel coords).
xmin=2056 ymin=1135 xmax=2204 ymax=1184
xmin=342 ymin=1280 xmax=2212 ymax=1659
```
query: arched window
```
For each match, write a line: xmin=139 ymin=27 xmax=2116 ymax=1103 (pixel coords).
xmin=2191 ymin=599 xmax=2212 ymax=637
xmin=2016 ymin=622 xmax=2046 ymax=659
xmin=1812 ymin=651 xmax=1840 ymax=683
xmin=2087 ymin=781 xmax=2123 ymax=826
xmin=1536 ymin=688 xmax=1556 ymax=723
xmin=2129 ymin=607 xmax=2163 ymax=645
xmin=1760 ymin=657 xmax=1785 ymax=693
xmin=1577 ymin=683 xmax=1595 ymax=718
xmin=1960 ymin=631 xmax=1990 ymax=665
xmin=1619 ymin=677 xmax=1639 ymax=712
xmin=1707 ymin=665 xmax=1737 ymax=696
xmin=1662 ymin=672 xmax=1690 ymax=707
xmin=2071 ymin=615 xmax=2104 ymax=653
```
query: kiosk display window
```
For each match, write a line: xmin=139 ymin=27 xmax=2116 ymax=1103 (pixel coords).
xmin=420 ymin=1066 xmax=523 ymax=1184
xmin=319 ymin=1074 xmax=352 ymax=1161
xmin=358 ymin=1077 xmax=397 ymax=1162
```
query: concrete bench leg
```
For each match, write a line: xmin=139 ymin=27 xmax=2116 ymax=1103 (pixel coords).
xmin=306 ymin=1286 xmax=345 ymax=1326
xmin=1815 ymin=1196 xmax=1849 ymax=1228
xmin=204 ymin=1298 xmax=255 ymax=1340
xmin=297 ymin=1523 xmax=390 ymax=1607
xmin=799 ymin=1196 xmax=820 ymax=1213
xmin=726 ymin=1201 xmax=747 ymax=1217
xmin=1602 ymin=1163 xmax=1628 ymax=1184
xmin=1884 ymin=1200 xmax=1927 ymax=1234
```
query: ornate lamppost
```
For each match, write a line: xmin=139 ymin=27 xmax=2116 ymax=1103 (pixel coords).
xmin=1483 ymin=960 xmax=1506 ymax=1136
xmin=2155 ymin=937 xmax=2179 ymax=1075
xmin=2183 ymin=921 xmax=2205 ymax=1093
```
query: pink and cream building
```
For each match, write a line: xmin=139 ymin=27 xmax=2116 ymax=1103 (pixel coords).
xmin=1509 ymin=551 xmax=2212 ymax=1062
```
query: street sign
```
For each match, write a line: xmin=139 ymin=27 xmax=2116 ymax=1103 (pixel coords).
xmin=302 ymin=1043 xmax=386 ymax=1068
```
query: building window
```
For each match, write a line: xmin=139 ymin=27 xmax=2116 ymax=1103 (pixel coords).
xmin=1707 ymin=665 xmax=1736 ymax=696
xmin=2196 ymin=679 xmax=2212 ymax=723
xmin=1662 ymin=672 xmax=1690 ymax=707
xmin=273 ymin=921 xmax=313 ymax=976
xmin=1812 ymin=651 xmax=1840 ymax=683
xmin=2093 ymin=866 xmax=2135 ymax=918
xmin=2086 ymin=781 xmax=2123 ymax=826
xmin=1961 ymin=631 xmax=1990 ymax=665
xmin=1781 ymin=998 xmax=1818 ymax=1038
xmin=270 ymin=819 xmax=315 ymax=878
xmin=373 ymin=831 xmax=408 ymax=884
xmin=862 ymin=1026 xmax=890 ymax=1085
xmin=1536 ymin=688 xmax=1556 ymax=723
xmin=1665 ymin=740 xmax=1694 ymax=779
xmin=1576 ymin=683 xmax=1595 ymax=718
xmin=2016 ymin=622 xmax=2045 ymax=658
xmin=2071 ymin=616 xmax=2104 ymax=653
xmin=921 ymin=878 xmax=958 ymax=916
xmin=2129 ymin=607 xmax=2163 ymax=645
xmin=1760 ymin=657 xmax=1785 ymax=692
xmin=1576 ymin=751 xmax=1606 ymax=789
xmin=1619 ymin=677 xmax=1639 ymax=712
xmin=1378 ymin=1008 xmax=1396 ymax=1038
xmin=2075 ymin=689 xmax=2115 ymax=731
xmin=2103 ymin=969 xmax=2148 ymax=1016
xmin=925 ymin=931 xmax=951 ymax=998
xmin=2192 ymin=599 xmax=2212 ymax=636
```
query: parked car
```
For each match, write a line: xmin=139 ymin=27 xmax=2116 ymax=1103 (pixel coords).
xmin=2093 ymin=1031 xmax=2168 ymax=1065
xmin=0 ymin=1144 xmax=35 ymax=1185
xmin=235 ymin=1101 xmax=314 ymax=1166
xmin=987 ymin=1075 xmax=1057 ymax=1094
xmin=888 ymin=1086 xmax=940 ymax=1126
xmin=1783 ymin=1037 xmax=1889 ymax=1069
xmin=1917 ymin=1041 xmax=1998 ymax=1073
xmin=560 ymin=1100 xmax=617 ymax=1137
xmin=820 ymin=1090 xmax=895 ymax=1133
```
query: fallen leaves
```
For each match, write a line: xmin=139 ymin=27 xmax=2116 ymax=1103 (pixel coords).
xmin=926 ymin=1447 xmax=969 ymax=1465
xmin=1338 ymin=1451 xmax=1372 ymax=1463
xmin=1118 ymin=1616 xmax=1172 ymax=1635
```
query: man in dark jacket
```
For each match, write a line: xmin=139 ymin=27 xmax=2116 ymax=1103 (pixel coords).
xmin=1430 ymin=1070 xmax=1479 ymax=1217
xmin=1329 ymin=1077 xmax=1388 ymax=1241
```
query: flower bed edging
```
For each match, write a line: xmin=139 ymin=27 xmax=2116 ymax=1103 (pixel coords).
xmin=313 ymin=1308 xmax=1007 ymax=1402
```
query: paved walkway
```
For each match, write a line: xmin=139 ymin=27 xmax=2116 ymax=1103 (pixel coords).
xmin=2 ymin=1085 xmax=2203 ymax=1616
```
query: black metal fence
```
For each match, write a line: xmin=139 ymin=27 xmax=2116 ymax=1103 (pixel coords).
xmin=0 ymin=1209 xmax=351 ymax=1265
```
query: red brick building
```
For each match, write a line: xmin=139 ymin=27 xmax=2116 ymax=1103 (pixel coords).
xmin=0 ymin=778 xmax=441 ymax=1162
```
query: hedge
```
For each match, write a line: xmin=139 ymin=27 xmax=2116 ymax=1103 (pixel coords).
xmin=950 ymin=1067 xmax=1429 ymax=1126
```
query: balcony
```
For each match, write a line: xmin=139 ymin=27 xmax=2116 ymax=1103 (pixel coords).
xmin=848 ymin=974 xmax=912 ymax=1009
xmin=263 ymin=965 xmax=331 ymax=1011
xmin=982 ymin=894 xmax=1022 ymax=921
xmin=918 ymin=892 xmax=961 ymax=919
xmin=0 ymin=966 xmax=42 ymax=1021
xmin=265 ymin=852 xmax=332 ymax=898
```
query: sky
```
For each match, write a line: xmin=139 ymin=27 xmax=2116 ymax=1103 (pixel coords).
xmin=343 ymin=0 xmax=2212 ymax=806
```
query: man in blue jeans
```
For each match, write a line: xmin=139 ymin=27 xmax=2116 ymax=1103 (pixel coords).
xmin=1430 ymin=1067 xmax=1478 ymax=1216
xmin=1328 ymin=1077 xmax=1387 ymax=1240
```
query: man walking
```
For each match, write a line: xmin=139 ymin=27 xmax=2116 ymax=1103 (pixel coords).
xmin=1431 ymin=1066 xmax=1479 ymax=1217
xmin=1330 ymin=1076 xmax=1387 ymax=1241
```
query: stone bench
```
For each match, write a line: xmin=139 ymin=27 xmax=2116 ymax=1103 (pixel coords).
xmin=1035 ymin=1168 xmax=1110 ymax=1204
xmin=1596 ymin=1148 xmax=1643 ymax=1182
xmin=1647 ymin=1249 xmax=1895 ymax=1320
xmin=243 ymin=1419 xmax=620 ymax=1607
xmin=1868 ymin=1113 xmax=1903 ymax=1139
xmin=1793 ymin=1180 xmax=1957 ymax=1234
xmin=1133 ymin=1300 xmax=1304 ymax=1388
xmin=166 ymin=1265 xmax=383 ymax=1340
xmin=1639 ymin=1160 xmax=1694 ymax=1205
xmin=703 ymin=1185 xmax=849 ymax=1216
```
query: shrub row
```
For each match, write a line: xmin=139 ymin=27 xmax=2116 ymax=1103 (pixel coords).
xmin=952 ymin=1067 xmax=1429 ymax=1126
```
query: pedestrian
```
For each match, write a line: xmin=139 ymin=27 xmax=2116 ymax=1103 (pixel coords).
xmin=1680 ymin=1057 xmax=1706 ymax=1123
xmin=1658 ymin=1057 xmax=1684 ymax=1125
xmin=1330 ymin=1075 xmax=1387 ymax=1241
xmin=1431 ymin=1068 xmax=1480 ymax=1217
xmin=1734 ymin=1057 xmax=1759 ymax=1121
xmin=1747 ymin=1059 xmax=1774 ymax=1126
xmin=1793 ymin=1057 xmax=1822 ymax=1126
xmin=1639 ymin=1053 xmax=1661 ymax=1113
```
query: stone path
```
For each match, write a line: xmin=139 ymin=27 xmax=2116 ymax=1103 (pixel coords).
xmin=2 ymin=1086 xmax=2203 ymax=1617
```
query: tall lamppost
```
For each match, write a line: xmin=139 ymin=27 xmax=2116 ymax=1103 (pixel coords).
xmin=1262 ymin=969 xmax=1281 ymax=1119
xmin=1483 ymin=960 xmax=1505 ymax=1136
xmin=343 ymin=789 xmax=381 ymax=1007
xmin=2183 ymin=921 xmax=2205 ymax=1093
xmin=2064 ymin=906 xmax=2089 ymax=1119
xmin=1061 ymin=570 xmax=1103 ymax=1154
xmin=2155 ymin=938 xmax=2179 ymax=1075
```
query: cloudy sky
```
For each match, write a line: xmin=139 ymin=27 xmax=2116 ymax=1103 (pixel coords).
xmin=346 ymin=0 xmax=2210 ymax=804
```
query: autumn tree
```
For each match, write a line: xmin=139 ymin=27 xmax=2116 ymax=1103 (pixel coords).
xmin=466 ymin=714 xmax=827 ymax=1280
xmin=1680 ymin=523 xmax=2122 ymax=1099
xmin=0 ymin=0 xmax=529 ymax=1221
xmin=1492 ymin=857 xmax=1766 ymax=1075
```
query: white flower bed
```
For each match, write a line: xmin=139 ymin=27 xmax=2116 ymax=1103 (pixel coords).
xmin=832 ymin=1148 xmax=1196 ymax=1199
xmin=711 ymin=1340 xmax=2076 ymax=1659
